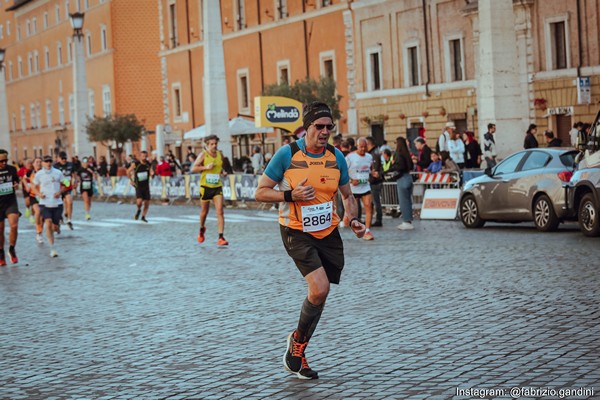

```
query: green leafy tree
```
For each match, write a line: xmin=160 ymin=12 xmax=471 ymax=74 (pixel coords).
xmin=86 ymin=113 xmax=143 ymax=161
xmin=263 ymin=76 xmax=342 ymax=121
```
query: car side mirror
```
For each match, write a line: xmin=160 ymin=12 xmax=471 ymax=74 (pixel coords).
xmin=484 ymin=167 xmax=493 ymax=177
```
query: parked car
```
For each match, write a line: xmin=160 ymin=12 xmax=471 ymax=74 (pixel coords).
xmin=459 ymin=148 xmax=578 ymax=231
xmin=563 ymin=110 xmax=600 ymax=236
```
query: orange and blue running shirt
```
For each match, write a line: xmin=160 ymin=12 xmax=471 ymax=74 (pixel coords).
xmin=264 ymin=138 xmax=349 ymax=239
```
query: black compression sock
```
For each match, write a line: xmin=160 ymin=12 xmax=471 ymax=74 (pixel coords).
xmin=296 ymin=297 xmax=325 ymax=343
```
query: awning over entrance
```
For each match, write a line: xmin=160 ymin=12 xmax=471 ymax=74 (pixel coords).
xmin=183 ymin=117 xmax=274 ymax=140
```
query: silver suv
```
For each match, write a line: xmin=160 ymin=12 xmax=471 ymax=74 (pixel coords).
xmin=564 ymin=110 xmax=600 ymax=236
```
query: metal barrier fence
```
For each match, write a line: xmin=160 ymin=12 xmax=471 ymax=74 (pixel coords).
xmin=381 ymin=171 xmax=461 ymax=215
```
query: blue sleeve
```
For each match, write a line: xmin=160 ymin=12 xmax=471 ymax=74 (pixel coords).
xmin=264 ymin=145 xmax=292 ymax=183
xmin=335 ymin=148 xmax=350 ymax=186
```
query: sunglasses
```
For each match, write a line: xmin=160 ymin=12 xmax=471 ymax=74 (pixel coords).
xmin=0 ymin=160 xmax=7 ymax=163
xmin=312 ymin=123 xmax=336 ymax=131
xmin=43 ymin=160 xmax=53 ymax=163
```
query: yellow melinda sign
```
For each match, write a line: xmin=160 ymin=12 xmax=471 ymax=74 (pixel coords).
xmin=254 ymin=96 xmax=303 ymax=132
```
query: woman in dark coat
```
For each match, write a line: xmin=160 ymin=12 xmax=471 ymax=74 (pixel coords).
xmin=524 ymin=123 xmax=539 ymax=149
xmin=463 ymin=131 xmax=482 ymax=169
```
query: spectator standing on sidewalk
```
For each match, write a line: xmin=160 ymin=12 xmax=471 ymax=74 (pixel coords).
xmin=367 ymin=136 xmax=383 ymax=227
xmin=156 ymin=156 xmax=172 ymax=202
xmin=544 ymin=130 xmax=562 ymax=147
xmin=414 ymin=137 xmax=432 ymax=172
xmin=448 ymin=129 xmax=465 ymax=169
xmin=483 ymin=123 xmax=498 ymax=168
xmin=463 ymin=131 xmax=482 ymax=169
xmin=255 ymin=101 xmax=366 ymax=380
xmin=524 ymin=124 xmax=539 ymax=149
xmin=251 ymin=146 xmax=265 ymax=175
xmin=437 ymin=122 xmax=455 ymax=153
xmin=390 ymin=137 xmax=415 ymax=231
xmin=109 ymin=157 xmax=118 ymax=177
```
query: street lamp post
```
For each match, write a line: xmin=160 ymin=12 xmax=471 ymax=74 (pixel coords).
xmin=70 ymin=12 xmax=93 ymax=157
xmin=0 ymin=48 xmax=11 ymax=153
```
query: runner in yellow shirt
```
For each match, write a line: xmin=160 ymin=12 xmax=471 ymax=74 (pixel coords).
xmin=191 ymin=134 xmax=229 ymax=246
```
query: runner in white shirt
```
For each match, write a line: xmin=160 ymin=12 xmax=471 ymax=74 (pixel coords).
xmin=32 ymin=155 xmax=66 ymax=257
xmin=345 ymin=138 xmax=375 ymax=240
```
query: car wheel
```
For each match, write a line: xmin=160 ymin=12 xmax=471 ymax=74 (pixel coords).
xmin=578 ymin=193 xmax=600 ymax=237
xmin=533 ymin=194 xmax=559 ymax=232
xmin=460 ymin=195 xmax=485 ymax=228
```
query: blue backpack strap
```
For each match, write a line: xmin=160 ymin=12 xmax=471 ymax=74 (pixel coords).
xmin=289 ymin=141 xmax=301 ymax=156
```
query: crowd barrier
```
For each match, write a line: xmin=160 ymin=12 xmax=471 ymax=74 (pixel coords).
xmin=86 ymin=174 xmax=261 ymax=202
xmin=381 ymin=171 xmax=461 ymax=214
xmin=84 ymin=170 xmax=475 ymax=210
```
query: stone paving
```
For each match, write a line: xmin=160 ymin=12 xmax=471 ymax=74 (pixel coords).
xmin=1 ymin=199 xmax=599 ymax=399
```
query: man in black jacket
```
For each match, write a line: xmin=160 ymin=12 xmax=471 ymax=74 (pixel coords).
xmin=414 ymin=137 xmax=432 ymax=172
xmin=367 ymin=137 xmax=384 ymax=227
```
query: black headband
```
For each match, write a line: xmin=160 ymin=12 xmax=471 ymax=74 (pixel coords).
xmin=303 ymin=103 xmax=333 ymax=130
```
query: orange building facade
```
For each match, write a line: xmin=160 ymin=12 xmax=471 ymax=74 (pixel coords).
xmin=158 ymin=0 xmax=351 ymax=161
xmin=0 ymin=0 xmax=163 ymax=163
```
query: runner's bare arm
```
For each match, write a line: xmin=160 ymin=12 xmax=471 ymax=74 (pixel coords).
xmin=256 ymin=175 xmax=315 ymax=202
xmin=190 ymin=152 xmax=209 ymax=173
xmin=339 ymin=183 xmax=366 ymax=238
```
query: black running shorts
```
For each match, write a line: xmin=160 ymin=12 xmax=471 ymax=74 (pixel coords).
xmin=136 ymin=185 xmax=151 ymax=200
xmin=0 ymin=200 xmax=19 ymax=220
xmin=279 ymin=225 xmax=345 ymax=284
xmin=200 ymin=186 xmax=223 ymax=201
xmin=80 ymin=189 xmax=93 ymax=198
xmin=40 ymin=205 xmax=63 ymax=226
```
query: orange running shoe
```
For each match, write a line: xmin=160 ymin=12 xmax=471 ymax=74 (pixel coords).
xmin=217 ymin=237 xmax=229 ymax=247
xmin=197 ymin=227 xmax=206 ymax=243
xmin=9 ymin=246 xmax=18 ymax=264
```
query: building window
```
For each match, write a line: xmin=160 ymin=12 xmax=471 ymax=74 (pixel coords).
xmin=321 ymin=0 xmax=332 ymax=6
xmin=320 ymin=50 xmax=335 ymax=80
xmin=30 ymin=103 xmax=36 ymax=128
xmin=46 ymin=99 xmax=53 ymax=127
xmin=236 ymin=0 xmax=246 ymax=30
xmin=17 ymin=57 xmax=22 ymax=78
xmin=172 ymin=84 xmax=182 ymax=119
xmin=7 ymin=61 xmax=13 ymax=80
xmin=67 ymin=37 xmax=72 ymax=63
xmin=86 ymin=32 xmax=92 ymax=56
xmin=277 ymin=60 xmax=290 ymax=85
xmin=36 ymin=102 xmax=42 ymax=128
xmin=27 ymin=53 xmax=32 ymax=75
xmin=65 ymin=0 xmax=70 ymax=19
xmin=446 ymin=37 xmax=464 ymax=82
xmin=20 ymin=106 xmax=26 ymax=131
xmin=11 ymin=113 xmax=17 ymax=133
xmin=26 ymin=19 xmax=30 ymax=37
xmin=169 ymin=2 xmax=178 ymax=48
xmin=44 ymin=12 xmax=49 ymax=29
xmin=44 ymin=47 xmax=50 ymax=69
xmin=69 ymin=94 xmax=75 ymax=123
xmin=548 ymin=20 xmax=568 ymax=70
xmin=33 ymin=50 xmax=39 ymax=73
xmin=101 ymin=26 xmax=107 ymax=51
xmin=6 ymin=21 xmax=10 ymax=36
xmin=58 ymin=96 xmax=65 ymax=125
xmin=32 ymin=17 xmax=37 ymax=34
xmin=57 ymin=42 xmax=63 ymax=65
xmin=16 ymin=24 xmax=20 ymax=41
xmin=366 ymin=46 xmax=382 ymax=91
xmin=85 ymin=0 xmax=90 ymax=9
xmin=56 ymin=5 xmax=61 ymax=24
xmin=102 ymin=85 xmax=111 ymax=116
xmin=237 ymin=69 xmax=250 ymax=112
xmin=76 ymin=0 xmax=81 ymax=11
xmin=276 ymin=0 xmax=287 ymax=19
xmin=405 ymin=45 xmax=420 ymax=87
xmin=88 ymin=90 xmax=95 ymax=117
xmin=0 ymin=24 xmax=3 ymax=39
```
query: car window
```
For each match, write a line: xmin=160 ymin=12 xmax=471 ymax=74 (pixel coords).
xmin=559 ymin=151 xmax=577 ymax=167
xmin=494 ymin=153 xmax=525 ymax=175
xmin=521 ymin=151 xmax=550 ymax=171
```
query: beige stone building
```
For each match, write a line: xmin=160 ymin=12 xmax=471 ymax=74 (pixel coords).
xmin=351 ymin=0 xmax=600 ymax=157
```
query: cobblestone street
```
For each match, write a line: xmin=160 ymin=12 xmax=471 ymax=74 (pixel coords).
xmin=1 ymin=199 xmax=599 ymax=399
